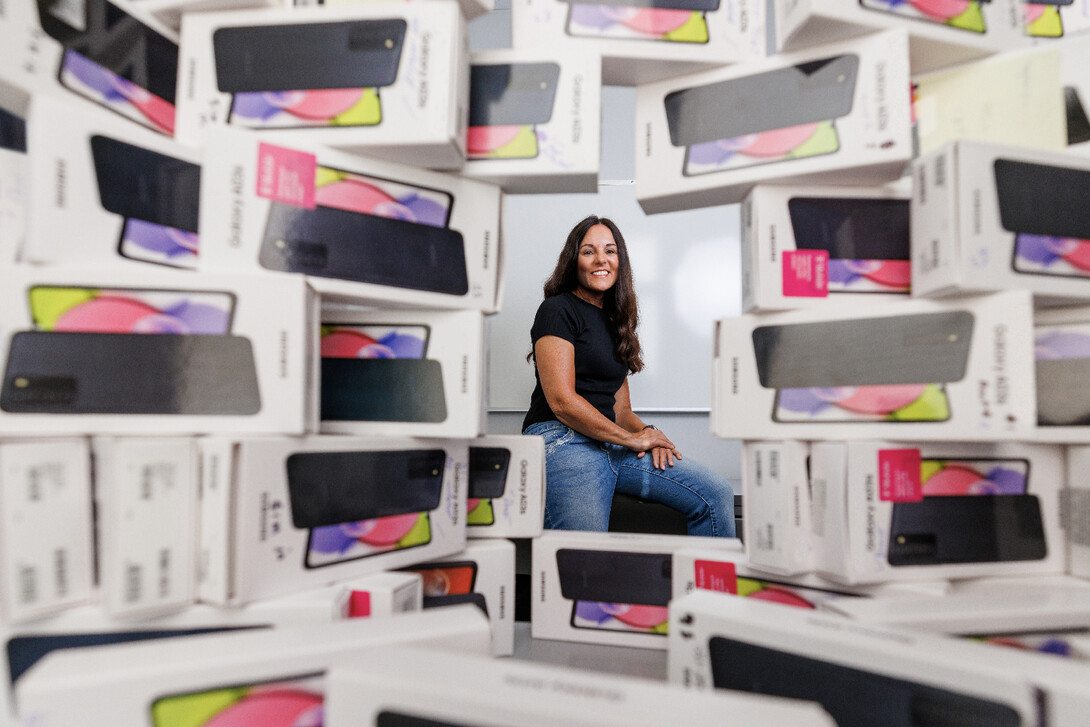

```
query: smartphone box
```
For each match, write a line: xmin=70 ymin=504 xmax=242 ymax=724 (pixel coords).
xmin=775 ymin=0 xmax=1024 ymax=74
xmin=92 ymin=437 xmax=198 ymax=620
xmin=266 ymin=571 xmax=424 ymax=619
xmin=741 ymin=184 xmax=911 ymax=312
xmin=741 ymin=441 xmax=814 ymax=575
xmin=1032 ymin=305 xmax=1090 ymax=443
xmin=0 ymin=0 xmax=179 ymax=136
xmin=176 ymin=3 xmax=469 ymax=169
xmin=199 ymin=126 xmax=504 ymax=313
xmin=466 ymin=434 xmax=545 ymax=539
xmin=325 ymin=644 xmax=838 ymax=727
xmin=912 ymin=46 xmax=1067 ymax=159
xmin=667 ymin=590 xmax=1044 ymax=725
xmin=635 ymin=30 xmax=913 ymax=214
xmin=461 ymin=49 xmax=601 ymax=194
xmin=711 ymin=291 xmax=1037 ymax=441
xmin=14 ymin=606 xmax=492 ymax=727
xmin=0 ymin=141 xmax=27 ymax=265
xmin=510 ymin=0 xmax=765 ymax=86
xmin=809 ymin=440 xmax=1066 ymax=584
xmin=197 ymin=435 xmax=467 ymax=606
xmin=0 ymin=266 xmax=313 ymax=436
xmin=399 ymin=539 xmax=515 ymax=655
xmin=531 ymin=530 xmax=742 ymax=649
xmin=1064 ymin=445 xmax=1090 ymax=579
xmin=140 ymin=0 xmax=280 ymax=31
xmin=292 ymin=0 xmax=496 ymax=25
xmin=1061 ymin=36 xmax=1090 ymax=155
xmin=24 ymin=94 xmax=203 ymax=272
xmin=821 ymin=574 xmax=1090 ymax=633
xmin=912 ymin=140 xmax=1090 ymax=304
xmin=0 ymin=439 xmax=94 ymax=624
xmin=317 ymin=307 xmax=487 ymax=438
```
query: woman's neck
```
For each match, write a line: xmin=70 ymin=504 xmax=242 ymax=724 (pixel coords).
xmin=572 ymin=288 xmax=604 ymax=308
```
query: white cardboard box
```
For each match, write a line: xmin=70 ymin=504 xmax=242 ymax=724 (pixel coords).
xmin=912 ymin=140 xmax=1090 ymax=304
xmin=318 ymin=307 xmax=487 ymax=438
xmin=0 ymin=0 xmax=179 ymax=134
xmin=325 ymin=644 xmax=838 ymax=726
xmin=198 ymin=435 xmax=467 ymax=606
xmin=775 ymin=0 xmax=1024 ymax=74
xmin=0 ymin=266 xmax=314 ymax=436
xmin=400 ymin=538 xmax=515 ymax=655
xmin=92 ymin=437 xmax=198 ymax=620
xmin=14 ymin=606 xmax=492 ymax=727
xmin=265 ymin=571 xmax=423 ymax=619
xmin=635 ymin=30 xmax=913 ymax=214
xmin=510 ymin=0 xmax=766 ymax=86
xmin=1033 ymin=305 xmax=1090 ymax=443
xmin=741 ymin=441 xmax=814 ymax=575
xmin=809 ymin=440 xmax=1067 ymax=584
xmin=0 ymin=439 xmax=94 ymax=624
xmin=176 ymin=3 xmax=469 ymax=169
xmin=292 ymin=0 xmax=495 ymax=22
xmin=461 ymin=48 xmax=601 ymax=193
xmin=1064 ymin=445 xmax=1090 ymax=579
xmin=199 ymin=127 xmax=504 ymax=313
xmin=141 ymin=0 xmax=279 ymax=31
xmin=466 ymin=434 xmax=545 ymax=539
xmin=667 ymin=590 xmax=1044 ymax=724
xmin=711 ymin=291 xmax=1037 ymax=440
xmin=531 ymin=530 xmax=741 ymax=649
xmin=741 ymin=184 xmax=911 ymax=312
xmin=0 ymin=140 xmax=27 ymax=265
xmin=25 ymin=94 xmax=203 ymax=271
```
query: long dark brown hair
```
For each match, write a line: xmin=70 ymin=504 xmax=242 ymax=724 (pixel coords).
xmin=528 ymin=215 xmax=644 ymax=373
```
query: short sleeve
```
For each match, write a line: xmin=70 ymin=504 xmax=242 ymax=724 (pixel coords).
xmin=530 ymin=296 xmax=579 ymax=346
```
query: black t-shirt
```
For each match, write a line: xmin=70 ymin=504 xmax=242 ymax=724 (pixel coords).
xmin=522 ymin=292 xmax=630 ymax=431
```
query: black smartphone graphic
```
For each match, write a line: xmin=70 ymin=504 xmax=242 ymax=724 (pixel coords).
xmin=888 ymin=495 xmax=1047 ymax=566
xmin=89 ymin=135 xmax=201 ymax=267
xmin=376 ymin=713 xmax=476 ymax=727
xmin=1066 ymin=87 xmax=1090 ymax=146
xmin=261 ymin=203 xmax=469 ymax=296
xmin=286 ymin=449 xmax=446 ymax=529
xmin=556 ymin=549 xmax=672 ymax=634
xmin=38 ymin=0 xmax=178 ymax=135
xmin=1 ymin=331 xmax=260 ymax=415
xmin=320 ymin=358 xmax=447 ymax=423
xmin=664 ymin=55 xmax=858 ymax=176
xmin=468 ymin=447 xmax=510 ymax=499
xmin=1036 ymin=357 xmax=1090 ymax=426
xmin=787 ymin=197 xmax=911 ymax=293
xmin=751 ymin=311 xmax=974 ymax=389
xmin=0 ymin=108 xmax=27 ymax=152
xmin=708 ymin=636 xmax=1023 ymax=727
xmin=213 ymin=20 xmax=406 ymax=93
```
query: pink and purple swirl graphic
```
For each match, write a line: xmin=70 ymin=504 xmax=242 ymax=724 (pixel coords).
xmin=61 ymin=50 xmax=175 ymax=135
xmin=1014 ymin=234 xmax=1090 ymax=277
xmin=314 ymin=169 xmax=449 ymax=228
xmin=829 ymin=259 xmax=911 ymax=292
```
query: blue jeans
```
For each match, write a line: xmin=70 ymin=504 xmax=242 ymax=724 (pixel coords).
xmin=524 ymin=420 xmax=736 ymax=537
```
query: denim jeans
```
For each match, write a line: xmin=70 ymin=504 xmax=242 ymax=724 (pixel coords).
xmin=523 ymin=420 xmax=736 ymax=537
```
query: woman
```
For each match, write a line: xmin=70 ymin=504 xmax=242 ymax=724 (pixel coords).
xmin=522 ymin=215 xmax=736 ymax=537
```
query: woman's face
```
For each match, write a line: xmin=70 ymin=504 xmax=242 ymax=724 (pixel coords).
xmin=575 ymin=224 xmax=619 ymax=299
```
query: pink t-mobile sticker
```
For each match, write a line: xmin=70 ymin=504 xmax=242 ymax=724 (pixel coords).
xmin=347 ymin=590 xmax=372 ymax=618
xmin=878 ymin=448 xmax=923 ymax=503
xmin=255 ymin=142 xmax=317 ymax=209
xmin=693 ymin=560 xmax=738 ymax=594
xmin=782 ymin=249 xmax=829 ymax=297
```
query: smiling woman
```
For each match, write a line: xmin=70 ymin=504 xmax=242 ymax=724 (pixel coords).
xmin=522 ymin=214 xmax=736 ymax=536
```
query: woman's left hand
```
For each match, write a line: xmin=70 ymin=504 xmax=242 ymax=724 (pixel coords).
xmin=638 ymin=445 xmax=682 ymax=471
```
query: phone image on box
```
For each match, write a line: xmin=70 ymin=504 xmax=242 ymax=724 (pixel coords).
xmin=313 ymin=165 xmax=453 ymax=228
xmin=887 ymin=494 xmax=1047 ymax=566
xmin=320 ymin=324 xmax=429 ymax=359
xmin=919 ymin=457 xmax=1029 ymax=496
xmin=399 ymin=561 xmax=488 ymax=613
xmin=467 ymin=446 xmax=510 ymax=526
xmin=736 ymin=577 xmax=861 ymax=609
xmin=665 ymin=55 xmax=858 ymax=176
xmin=1035 ymin=322 xmax=1090 ymax=426
xmin=467 ymin=63 xmax=560 ymax=160
xmin=773 ymin=384 xmax=951 ymax=422
xmin=89 ymin=136 xmax=200 ymax=269
xmin=38 ymin=0 xmax=178 ymax=135
xmin=1025 ymin=0 xmax=1068 ymax=37
xmin=28 ymin=286 xmax=235 ymax=335
xmin=1065 ymin=87 xmax=1090 ymax=145
xmin=214 ymin=19 xmax=405 ymax=129
xmin=286 ymin=449 xmax=445 ymax=568
xmin=561 ymin=0 xmax=717 ymax=43
xmin=150 ymin=673 xmax=324 ymax=726
xmin=858 ymin=0 xmax=988 ymax=33
xmin=0 ymin=108 xmax=26 ymax=152
xmin=787 ymin=197 xmax=911 ymax=293
xmin=377 ymin=713 xmax=475 ymax=727
xmin=707 ymin=637 xmax=1023 ymax=726
xmin=995 ymin=159 xmax=1090 ymax=279
xmin=1 ymin=331 xmax=260 ymax=415
xmin=556 ymin=549 xmax=672 ymax=635
xmin=260 ymin=203 xmax=468 ymax=295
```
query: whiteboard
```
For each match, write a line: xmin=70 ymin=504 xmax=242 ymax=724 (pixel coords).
xmin=488 ymin=183 xmax=742 ymax=412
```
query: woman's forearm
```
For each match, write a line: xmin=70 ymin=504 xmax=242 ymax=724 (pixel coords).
xmin=550 ymin=393 xmax=642 ymax=448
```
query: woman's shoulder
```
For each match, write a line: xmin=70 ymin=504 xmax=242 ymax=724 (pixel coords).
xmin=536 ymin=292 xmax=579 ymax=315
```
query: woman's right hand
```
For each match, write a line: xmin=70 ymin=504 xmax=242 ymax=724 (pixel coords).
xmin=629 ymin=427 xmax=675 ymax=454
